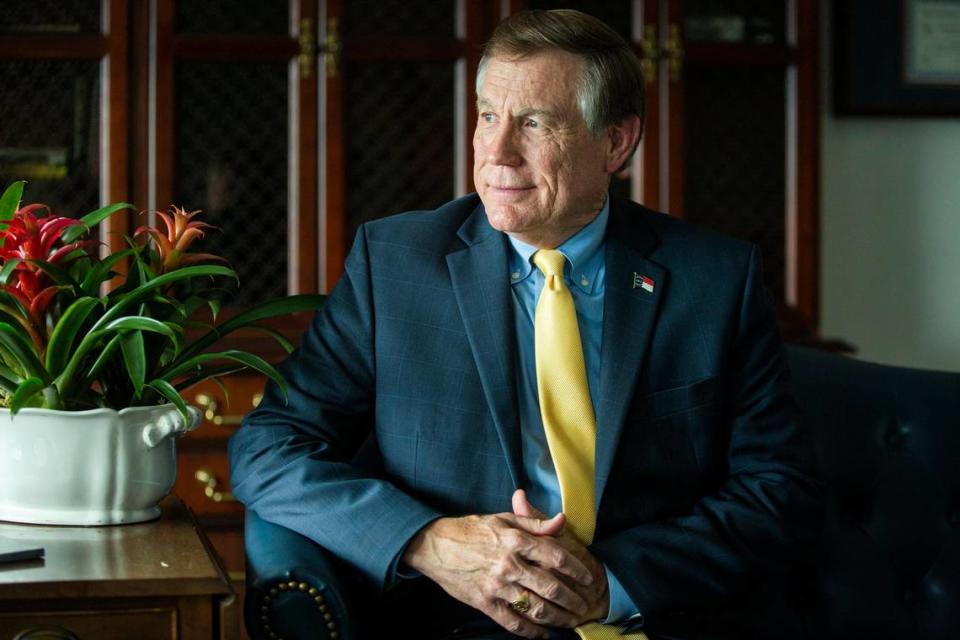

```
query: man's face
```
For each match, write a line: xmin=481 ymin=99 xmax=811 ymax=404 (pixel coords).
xmin=473 ymin=50 xmax=613 ymax=248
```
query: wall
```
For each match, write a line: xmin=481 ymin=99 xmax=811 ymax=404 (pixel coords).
xmin=820 ymin=1 xmax=960 ymax=372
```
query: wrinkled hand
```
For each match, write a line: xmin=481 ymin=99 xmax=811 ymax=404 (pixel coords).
xmin=511 ymin=489 xmax=610 ymax=625
xmin=402 ymin=511 xmax=595 ymax=638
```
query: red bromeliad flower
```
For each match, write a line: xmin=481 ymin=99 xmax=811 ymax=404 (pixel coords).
xmin=0 ymin=204 xmax=97 ymax=345
xmin=134 ymin=206 xmax=225 ymax=273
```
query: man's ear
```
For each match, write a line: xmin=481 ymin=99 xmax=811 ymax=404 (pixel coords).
xmin=604 ymin=114 xmax=643 ymax=175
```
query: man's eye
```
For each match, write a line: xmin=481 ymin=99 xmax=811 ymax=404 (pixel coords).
xmin=480 ymin=112 xmax=496 ymax=123
xmin=525 ymin=119 xmax=539 ymax=129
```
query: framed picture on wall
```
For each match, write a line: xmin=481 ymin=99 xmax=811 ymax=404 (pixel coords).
xmin=834 ymin=0 xmax=960 ymax=115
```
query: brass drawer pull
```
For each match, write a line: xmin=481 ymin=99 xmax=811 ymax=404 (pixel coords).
xmin=195 ymin=468 xmax=237 ymax=503
xmin=14 ymin=627 xmax=81 ymax=640
xmin=194 ymin=392 xmax=262 ymax=426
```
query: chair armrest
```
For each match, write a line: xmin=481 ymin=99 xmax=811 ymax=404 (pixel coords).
xmin=244 ymin=509 xmax=356 ymax=640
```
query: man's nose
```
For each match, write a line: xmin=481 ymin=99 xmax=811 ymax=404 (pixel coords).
xmin=485 ymin=124 xmax=522 ymax=166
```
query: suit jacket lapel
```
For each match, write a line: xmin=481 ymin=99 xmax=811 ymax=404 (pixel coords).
xmin=595 ymin=201 xmax=666 ymax=504
xmin=446 ymin=204 xmax=523 ymax=490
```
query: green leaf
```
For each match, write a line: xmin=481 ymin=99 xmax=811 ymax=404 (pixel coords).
xmin=161 ymin=349 xmax=288 ymax=401
xmin=84 ymin=333 xmax=122 ymax=380
xmin=60 ymin=202 xmax=135 ymax=244
xmin=95 ymin=316 xmax=181 ymax=357
xmin=0 ymin=181 xmax=25 ymax=222
xmin=173 ymin=365 xmax=246 ymax=393
xmin=80 ymin=248 xmax=136 ymax=295
xmin=207 ymin=299 xmax=221 ymax=321
xmin=149 ymin=293 xmax=187 ymax=319
xmin=0 ymin=292 xmax=29 ymax=320
xmin=25 ymin=259 xmax=80 ymax=288
xmin=0 ymin=307 xmax=33 ymax=344
xmin=250 ymin=324 xmax=295 ymax=353
xmin=10 ymin=376 xmax=46 ymax=414
xmin=0 ymin=360 xmax=21 ymax=384
xmin=145 ymin=378 xmax=190 ymax=424
xmin=120 ymin=331 xmax=146 ymax=399
xmin=0 ymin=343 xmax=23 ymax=374
xmin=0 ymin=258 xmax=22 ymax=286
xmin=45 ymin=296 xmax=100 ymax=375
xmin=0 ymin=322 xmax=47 ymax=381
xmin=177 ymin=294 xmax=324 ymax=363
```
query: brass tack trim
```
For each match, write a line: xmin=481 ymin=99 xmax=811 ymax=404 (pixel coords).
xmin=262 ymin=579 xmax=327 ymax=640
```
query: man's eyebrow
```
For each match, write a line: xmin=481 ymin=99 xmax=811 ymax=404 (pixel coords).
xmin=475 ymin=99 xmax=561 ymax=121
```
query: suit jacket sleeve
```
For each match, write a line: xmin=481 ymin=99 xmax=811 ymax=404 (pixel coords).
xmin=591 ymin=245 xmax=823 ymax=628
xmin=228 ymin=226 xmax=443 ymax=590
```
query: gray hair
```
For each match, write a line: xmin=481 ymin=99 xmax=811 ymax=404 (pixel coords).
xmin=476 ymin=9 xmax=645 ymax=138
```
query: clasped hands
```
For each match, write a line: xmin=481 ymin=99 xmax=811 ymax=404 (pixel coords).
xmin=402 ymin=489 xmax=609 ymax=639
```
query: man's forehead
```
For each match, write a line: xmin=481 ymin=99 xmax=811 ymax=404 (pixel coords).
xmin=483 ymin=50 xmax=583 ymax=82
xmin=477 ymin=52 xmax=582 ymax=110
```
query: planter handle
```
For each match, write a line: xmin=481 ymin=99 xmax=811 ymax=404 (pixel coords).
xmin=141 ymin=406 xmax=202 ymax=448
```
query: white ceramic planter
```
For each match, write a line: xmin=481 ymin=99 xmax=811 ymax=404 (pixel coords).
xmin=0 ymin=404 xmax=200 ymax=526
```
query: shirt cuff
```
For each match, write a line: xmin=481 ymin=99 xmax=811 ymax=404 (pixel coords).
xmin=602 ymin=564 xmax=641 ymax=624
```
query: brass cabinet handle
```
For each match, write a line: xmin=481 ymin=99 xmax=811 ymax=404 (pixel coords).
xmin=194 ymin=392 xmax=261 ymax=426
xmin=640 ymin=24 xmax=658 ymax=84
xmin=195 ymin=468 xmax=237 ymax=503
xmin=325 ymin=17 xmax=342 ymax=77
xmin=14 ymin=627 xmax=81 ymax=640
xmin=298 ymin=17 xmax=315 ymax=79
xmin=663 ymin=23 xmax=684 ymax=82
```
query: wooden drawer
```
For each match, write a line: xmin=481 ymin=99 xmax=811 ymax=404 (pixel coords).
xmin=182 ymin=376 xmax=266 ymax=443
xmin=0 ymin=608 xmax=176 ymax=639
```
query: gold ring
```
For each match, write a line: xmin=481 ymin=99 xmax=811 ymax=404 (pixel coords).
xmin=510 ymin=592 xmax=531 ymax=614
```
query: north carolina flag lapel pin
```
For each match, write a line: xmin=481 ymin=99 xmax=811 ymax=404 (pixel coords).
xmin=633 ymin=272 xmax=655 ymax=293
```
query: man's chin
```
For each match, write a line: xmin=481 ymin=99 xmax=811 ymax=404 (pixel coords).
xmin=482 ymin=206 xmax=527 ymax=235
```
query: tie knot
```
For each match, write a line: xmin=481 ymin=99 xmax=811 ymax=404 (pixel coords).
xmin=533 ymin=249 xmax=566 ymax=278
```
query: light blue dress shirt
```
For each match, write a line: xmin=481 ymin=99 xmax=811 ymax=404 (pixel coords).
xmin=507 ymin=197 xmax=639 ymax=623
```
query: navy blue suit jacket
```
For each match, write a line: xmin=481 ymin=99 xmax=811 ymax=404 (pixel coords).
xmin=229 ymin=194 xmax=821 ymax=634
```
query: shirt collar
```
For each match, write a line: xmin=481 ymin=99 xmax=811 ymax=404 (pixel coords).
xmin=507 ymin=196 xmax=609 ymax=294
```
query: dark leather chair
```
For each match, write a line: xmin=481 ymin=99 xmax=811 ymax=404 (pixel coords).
xmin=243 ymin=346 xmax=960 ymax=639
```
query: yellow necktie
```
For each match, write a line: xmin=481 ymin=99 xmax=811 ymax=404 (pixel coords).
xmin=533 ymin=250 xmax=647 ymax=640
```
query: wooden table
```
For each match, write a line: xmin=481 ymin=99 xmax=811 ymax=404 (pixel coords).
xmin=0 ymin=495 xmax=237 ymax=639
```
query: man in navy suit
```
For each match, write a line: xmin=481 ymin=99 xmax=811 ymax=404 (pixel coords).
xmin=230 ymin=9 xmax=821 ymax=639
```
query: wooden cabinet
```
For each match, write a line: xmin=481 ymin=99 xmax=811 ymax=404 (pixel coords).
xmin=0 ymin=496 xmax=236 ymax=640
xmin=0 ymin=0 xmax=825 ymax=335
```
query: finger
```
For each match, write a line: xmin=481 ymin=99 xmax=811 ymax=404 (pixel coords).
xmin=489 ymin=599 xmax=550 ymax=639
xmin=511 ymin=511 xmax=566 ymax=538
xmin=516 ymin=564 xmax=590 ymax=616
xmin=513 ymin=587 xmax=582 ymax=628
xmin=512 ymin=489 xmax=548 ymax=519
xmin=510 ymin=528 xmax=593 ymax=586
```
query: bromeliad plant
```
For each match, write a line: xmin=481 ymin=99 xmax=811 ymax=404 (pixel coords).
xmin=0 ymin=181 xmax=323 ymax=420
